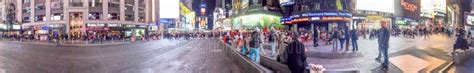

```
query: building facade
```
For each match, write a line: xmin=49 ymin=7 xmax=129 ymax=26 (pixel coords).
xmin=11 ymin=0 xmax=159 ymax=40
xmin=0 ymin=0 xmax=6 ymax=31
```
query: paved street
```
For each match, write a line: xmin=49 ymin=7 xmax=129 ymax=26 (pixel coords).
xmin=0 ymin=39 xmax=242 ymax=73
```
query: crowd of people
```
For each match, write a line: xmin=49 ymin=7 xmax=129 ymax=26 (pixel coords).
xmin=222 ymin=26 xmax=359 ymax=72
xmin=0 ymin=31 xmax=163 ymax=43
xmin=223 ymin=27 xmax=321 ymax=73
xmin=220 ymin=21 xmax=404 ymax=72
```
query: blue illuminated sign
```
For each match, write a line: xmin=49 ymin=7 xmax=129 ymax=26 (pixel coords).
xmin=200 ymin=3 xmax=206 ymax=7
xmin=41 ymin=25 xmax=49 ymax=30
xmin=281 ymin=10 xmax=352 ymax=23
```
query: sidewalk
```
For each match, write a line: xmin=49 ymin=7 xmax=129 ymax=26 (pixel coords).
xmin=261 ymin=34 xmax=455 ymax=72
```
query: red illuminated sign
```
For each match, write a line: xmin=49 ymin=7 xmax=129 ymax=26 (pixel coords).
xmin=401 ymin=0 xmax=417 ymax=12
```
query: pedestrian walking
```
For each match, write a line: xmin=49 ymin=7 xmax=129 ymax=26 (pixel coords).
xmin=249 ymin=28 xmax=264 ymax=63
xmin=277 ymin=31 xmax=291 ymax=64
xmin=338 ymin=28 xmax=346 ymax=51
xmin=269 ymin=27 xmax=278 ymax=58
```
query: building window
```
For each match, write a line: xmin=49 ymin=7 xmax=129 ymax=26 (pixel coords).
xmin=125 ymin=14 xmax=134 ymax=21
xmin=88 ymin=12 xmax=101 ymax=20
xmin=69 ymin=0 xmax=83 ymax=7
xmin=35 ymin=4 xmax=45 ymax=11
xmin=138 ymin=17 xmax=145 ymax=22
xmin=51 ymin=13 xmax=63 ymax=21
xmin=22 ymin=7 xmax=31 ymax=14
xmin=23 ymin=17 xmax=30 ymax=23
xmin=89 ymin=0 xmax=102 ymax=7
xmin=23 ymin=0 xmax=30 ymax=3
xmin=35 ymin=15 xmax=45 ymax=21
xmin=108 ymin=13 xmax=119 ymax=20
xmin=108 ymin=2 xmax=119 ymax=8
xmin=51 ymin=0 xmax=63 ymax=9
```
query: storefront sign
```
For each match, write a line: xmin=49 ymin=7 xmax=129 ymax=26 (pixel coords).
xmin=108 ymin=24 xmax=119 ymax=27
xmin=435 ymin=12 xmax=446 ymax=17
xmin=356 ymin=10 xmax=394 ymax=17
xmin=322 ymin=17 xmax=351 ymax=21
xmin=468 ymin=15 xmax=474 ymax=25
xmin=12 ymin=25 xmax=21 ymax=30
xmin=401 ymin=0 xmax=421 ymax=20
xmin=280 ymin=0 xmax=294 ymax=6
xmin=41 ymin=25 xmax=49 ymax=30
xmin=0 ymin=24 xmax=6 ymax=30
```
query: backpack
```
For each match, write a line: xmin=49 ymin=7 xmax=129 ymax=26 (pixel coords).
xmin=269 ymin=31 xmax=277 ymax=42
xmin=249 ymin=32 xmax=261 ymax=48
xmin=332 ymin=31 xmax=339 ymax=39
xmin=339 ymin=30 xmax=345 ymax=39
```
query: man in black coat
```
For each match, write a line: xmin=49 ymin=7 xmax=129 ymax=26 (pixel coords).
xmin=286 ymin=31 xmax=310 ymax=73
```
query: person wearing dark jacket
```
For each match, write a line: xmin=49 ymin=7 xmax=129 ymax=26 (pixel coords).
xmin=286 ymin=31 xmax=311 ymax=73
xmin=351 ymin=29 xmax=359 ymax=51
xmin=378 ymin=21 xmax=390 ymax=70
xmin=313 ymin=27 xmax=319 ymax=47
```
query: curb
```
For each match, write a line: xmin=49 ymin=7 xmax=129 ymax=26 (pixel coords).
xmin=438 ymin=61 xmax=454 ymax=73
xmin=306 ymin=50 xmax=364 ymax=59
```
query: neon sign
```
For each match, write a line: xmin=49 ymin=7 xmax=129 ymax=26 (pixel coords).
xmin=283 ymin=16 xmax=352 ymax=24
xmin=401 ymin=0 xmax=418 ymax=12
xmin=322 ymin=17 xmax=352 ymax=21
xmin=281 ymin=11 xmax=352 ymax=24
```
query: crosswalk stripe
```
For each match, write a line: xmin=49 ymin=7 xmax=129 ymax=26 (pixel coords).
xmin=0 ymin=69 xmax=5 ymax=73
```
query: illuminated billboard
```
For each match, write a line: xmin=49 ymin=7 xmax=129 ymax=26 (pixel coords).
xmin=233 ymin=14 xmax=282 ymax=29
xmin=401 ymin=0 xmax=421 ymax=20
xmin=356 ymin=0 xmax=394 ymax=13
xmin=280 ymin=0 xmax=294 ymax=6
xmin=160 ymin=0 xmax=180 ymax=18
xmin=433 ymin=0 xmax=446 ymax=13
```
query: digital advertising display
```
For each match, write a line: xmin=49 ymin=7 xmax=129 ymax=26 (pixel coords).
xmin=401 ymin=0 xmax=421 ymax=20
xmin=356 ymin=0 xmax=395 ymax=13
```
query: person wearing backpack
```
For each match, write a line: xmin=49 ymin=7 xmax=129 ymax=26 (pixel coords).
xmin=249 ymin=28 xmax=264 ymax=63
xmin=269 ymin=27 xmax=278 ymax=58
xmin=338 ymin=28 xmax=345 ymax=51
